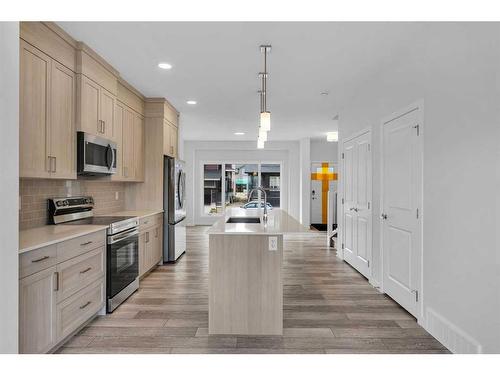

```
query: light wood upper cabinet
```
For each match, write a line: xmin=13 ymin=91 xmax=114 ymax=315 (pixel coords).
xmin=134 ymin=113 xmax=145 ymax=181
xmin=50 ymin=61 xmax=76 ymax=179
xmin=19 ymin=266 xmax=57 ymax=354
xmin=19 ymin=40 xmax=51 ymax=178
xmin=163 ymin=120 xmax=179 ymax=158
xmin=77 ymin=74 xmax=116 ymax=139
xmin=115 ymin=103 xmax=144 ymax=182
xmin=122 ymin=106 xmax=135 ymax=180
xmin=78 ymin=75 xmax=100 ymax=135
xmin=111 ymin=102 xmax=124 ymax=181
xmin=19 ymin=39 xmax=76 ymax=179
xmin=170 ymin=123 xmax=178 ymax=158
xmin=100 ymin=87 xmax=115 ymax=140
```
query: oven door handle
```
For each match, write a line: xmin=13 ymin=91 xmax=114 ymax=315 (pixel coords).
xmin=108 ymin=228 xmax=139 ymax=244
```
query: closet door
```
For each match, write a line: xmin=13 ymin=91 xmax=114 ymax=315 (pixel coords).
xmin=342 ymin=130 xmax=372 ymax=279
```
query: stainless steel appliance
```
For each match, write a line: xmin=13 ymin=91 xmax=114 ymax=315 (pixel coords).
xmin=163 ymin=157 xmax=186 ymax=262
xmin=77 ymin=131 xmax=117 ymax=175
xmin=48 ymin=196 xmax=139 ymax=312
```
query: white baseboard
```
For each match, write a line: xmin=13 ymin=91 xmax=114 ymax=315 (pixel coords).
xmin=425 ymin=307 xmax=482 ymax=353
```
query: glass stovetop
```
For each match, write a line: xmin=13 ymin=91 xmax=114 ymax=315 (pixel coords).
xmin=63 ymin=216 xmax=135 ymax=226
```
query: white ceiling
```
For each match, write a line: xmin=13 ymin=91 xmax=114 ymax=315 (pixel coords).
xmin=57 ymin=22 xmax=423 ymax=141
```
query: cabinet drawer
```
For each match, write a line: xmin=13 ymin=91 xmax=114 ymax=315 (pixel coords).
xmin=57 ymin=230 xmax=106 ymax=263
xmin=56 ymin=278 xmax=104 ymax=341
xmin=57 ymin=246 xmax=105 ymax=302
xmin=20 ymin=244 xmax=58 ymax=278
xmin=139 ymin=214 xmax=161 ymax=231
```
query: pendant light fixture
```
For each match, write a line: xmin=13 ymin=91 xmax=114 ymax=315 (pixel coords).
xmin=257 ymin=45 xmax=271 ymax=148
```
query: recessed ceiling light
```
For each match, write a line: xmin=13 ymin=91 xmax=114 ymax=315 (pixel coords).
xmin=158 ymin=62 xmax=172 ymax=70
xmin=186 ymin=100 xmax=197 ymax=105
xmin=320 ymin=91 xmax=329 ymax=96
xmin=234 ymin=132 xmax=245 ymax=136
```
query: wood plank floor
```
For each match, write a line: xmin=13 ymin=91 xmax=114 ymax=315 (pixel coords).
xmin=58 ymin=227 xmax=449 ymax=354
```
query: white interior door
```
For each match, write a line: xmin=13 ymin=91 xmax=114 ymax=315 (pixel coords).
xmin=381 ymin=105 xmax=422 ymax=317
xmin=342 ymin=131 xmax=372 ymax=278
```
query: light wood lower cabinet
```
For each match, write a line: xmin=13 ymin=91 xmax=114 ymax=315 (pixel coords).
xmin=20 ymin=39 xmax=76 ymax=179
xmin=19 ymin=266 xmax=58 ymax=354
xmin=19 ymin=230 xmax=106 ymax=353
xmin=138 ymin=215 xmax=163 ymax=277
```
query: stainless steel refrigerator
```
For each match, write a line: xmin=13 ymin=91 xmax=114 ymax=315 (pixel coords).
xmin=163 ymin=156 xmax=186 ymax=262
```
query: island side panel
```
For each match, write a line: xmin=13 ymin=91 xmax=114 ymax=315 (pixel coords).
xmin=208 ymin=233 xmax=283 ymax=335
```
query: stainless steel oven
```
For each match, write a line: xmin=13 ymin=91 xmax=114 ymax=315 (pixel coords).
xmin=77 ymin=131 xmax=117 ymax=175
xmin=107 ymin=227 xmax=139 ymax=312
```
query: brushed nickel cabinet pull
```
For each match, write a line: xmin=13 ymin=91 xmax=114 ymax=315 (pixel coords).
xmin=32 ymin=255 xmax=50 ymax=263
xmin=53 ymin=157 xmax=56 ymax=172
xmin=79 ymin=301 xmax=91 ymax=309
xmin=80 ymin=241 xmax=93 ymax=246
xmin=54 ymin=271 xmax=59 ymax=291
xmin=80 ymin=267 xmax=92 ymax=274
xmin=103 ymin=121 xmax=106 ymax=133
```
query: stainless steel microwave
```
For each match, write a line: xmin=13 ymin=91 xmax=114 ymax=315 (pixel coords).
xmin=77 ymin=132 xmax=117 ymax=175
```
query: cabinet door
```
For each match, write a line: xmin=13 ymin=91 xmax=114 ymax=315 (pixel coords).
xmin=111 ymin=102 xmax=124 ymax=181
xmin=79 ymin=75 xmax=100 ymax=135
xmin=163 ymin=119 xmax=171 ymax=156
xmin=122 ymin=107 xmax=135 ymax=180
xmin=99 ymin=87 xmax=115 ymax=140
xmin=170 ymin=124 xmax=178 ymax=158
xmin=19 ymin=266 xmax=58 ymax=353
xmin=153 ymin=225 xmax=162 ymax=265
xmin=138 ymin=232 xmax=146 ymax=277
xmin=50 ymin=61 xmax=76 ymax=179
xmin=133 ymin=113 xmax=145 ymax=181
xmin=19 ymin=40 xmax=51 ymax=178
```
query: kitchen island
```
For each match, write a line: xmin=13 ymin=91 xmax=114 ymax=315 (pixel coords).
xmin=208 ymin=208 xmax=308 ymax=335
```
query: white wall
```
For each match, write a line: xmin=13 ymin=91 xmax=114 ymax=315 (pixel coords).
xmin=310 ymin=139 xmax=338 ymax=162
xmin=299 ymin=138 xmax=311 ymax=226
xmin=0 ymin=22 xmax=19 ymax=353
xmin=184 ymin=140 xmax=303 ymax=225
xmin=338 ymin=23 xmax=500 ymax=353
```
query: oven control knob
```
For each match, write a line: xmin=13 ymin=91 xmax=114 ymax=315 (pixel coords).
xmin=56 ymin=201 xmax=62 ymax=207
xmin=63 ymin=200 xmax=69 ymax=206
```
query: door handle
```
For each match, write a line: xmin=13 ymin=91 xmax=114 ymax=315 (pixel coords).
xmin=103 ymin=121 xmax=106 ymax=134
xmin=54 ymin=271 xmax=59 ymax=291
xmin=32 ymin=255 xmax=50 ymax=263
xmin=380 ymin=213 xmax=388 ymax=220
xmin=53 ymin=157 xmax=56 ymax=173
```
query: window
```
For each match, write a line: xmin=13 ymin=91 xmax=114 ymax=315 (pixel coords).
xmin=202 ymin=162 xmax=281 ymax=216
xmin=261 ymin=164 xmax=281 ymax=208
xmin=203 ymin=164 xmax=223 ymax=216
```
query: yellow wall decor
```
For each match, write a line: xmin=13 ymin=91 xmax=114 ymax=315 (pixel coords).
xmin=311 ymin=162 xmax=338 ymax=224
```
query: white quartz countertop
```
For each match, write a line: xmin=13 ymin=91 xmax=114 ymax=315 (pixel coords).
xmin=19 ymin=208 xmax=163 ymax=254
xmin=208 ymin=208 xmax=310 ymax=235
xmin=101 ymin=209 xmax=163 ymax=219
xmin=19 ymin=224 xmax=108 ymax=254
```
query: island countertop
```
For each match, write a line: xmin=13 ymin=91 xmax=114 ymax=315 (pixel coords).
xmin=208 ymin=208 xmax=310 ymax=235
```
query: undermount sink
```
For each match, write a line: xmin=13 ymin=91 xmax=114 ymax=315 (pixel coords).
xmin=226 ymin=217 xmax=261 ymax=224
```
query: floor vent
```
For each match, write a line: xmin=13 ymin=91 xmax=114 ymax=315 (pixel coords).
xmin=425 ymin=308 xmax=482 ymax=353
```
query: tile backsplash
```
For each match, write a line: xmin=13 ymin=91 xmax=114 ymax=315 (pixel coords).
xmin=19 ymin=179 xmax=127 ymax=229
